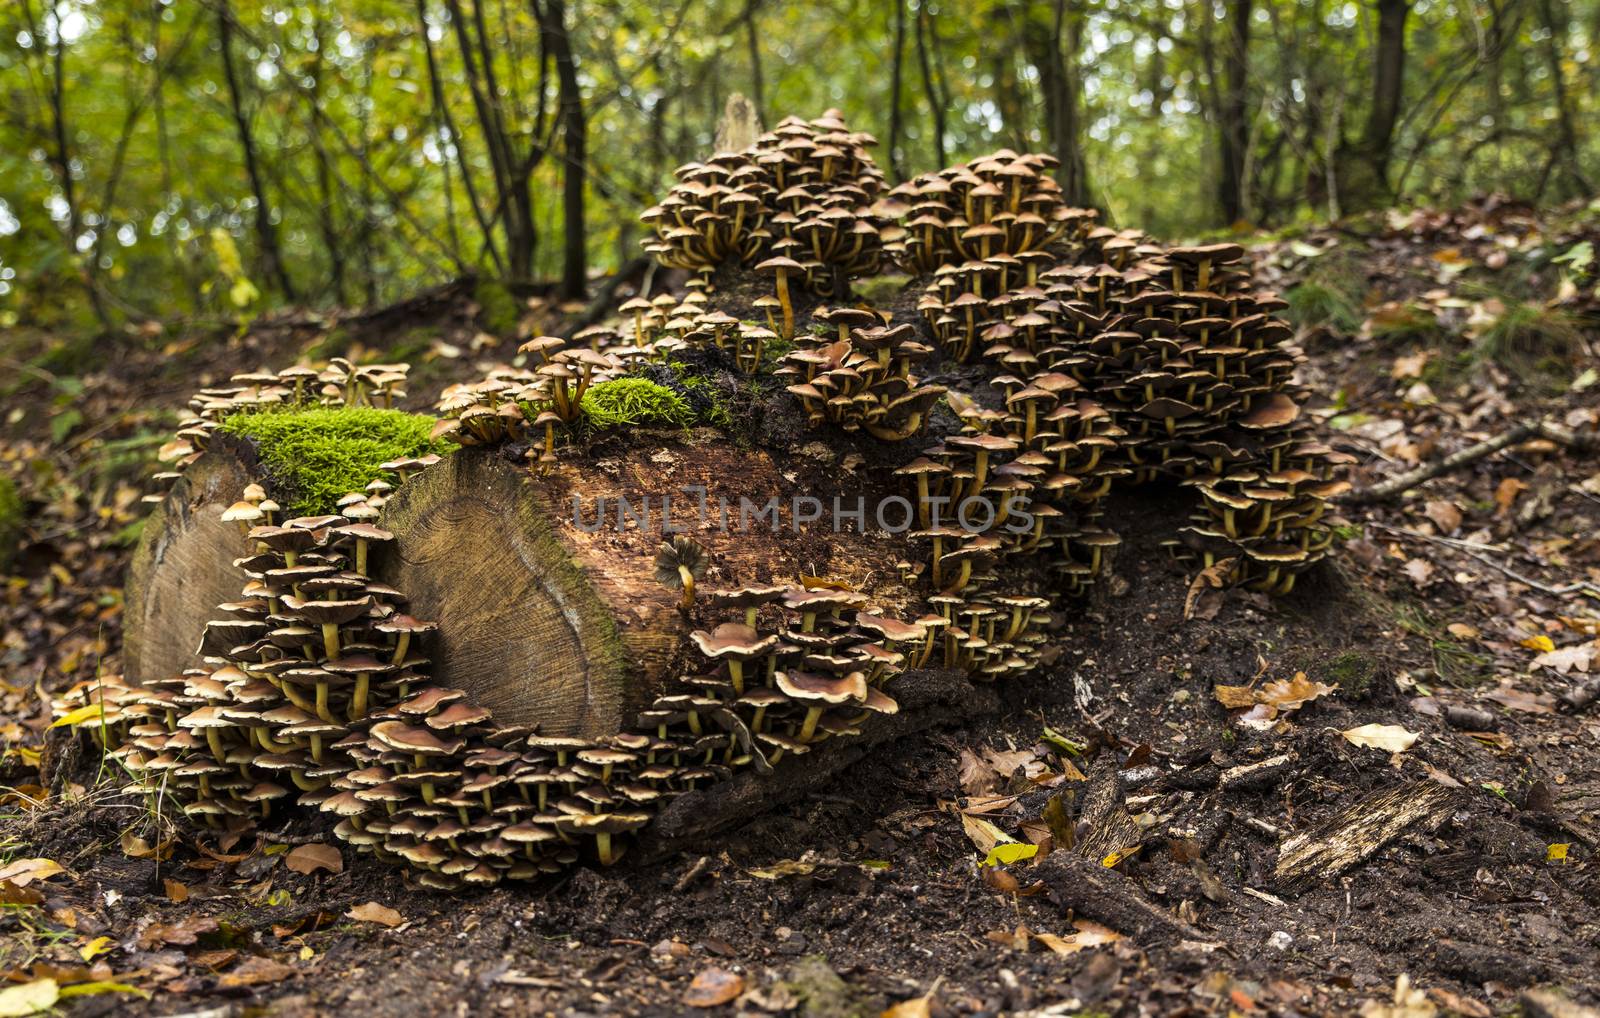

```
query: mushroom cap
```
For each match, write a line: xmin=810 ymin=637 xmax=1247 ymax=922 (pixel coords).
xmin=774 ymin=669 xmax=868 ymax=705
xmin=690 ymin=623 xmax=780 ymax=660
xmin=369 ymin=720 xmax=466 ymax=756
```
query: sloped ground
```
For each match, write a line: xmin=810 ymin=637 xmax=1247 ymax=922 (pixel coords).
xmin=1 ymin=198 xmax=1598 ymax=1017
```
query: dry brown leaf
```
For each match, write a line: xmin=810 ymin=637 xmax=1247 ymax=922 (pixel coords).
xmin=284 ymin=843 xmax=343 ymax=876
xmin=1184 ymin=557 xmax=1235 ymax=621
xmin=1341 ymin=724 xmax=1420 ymax=753
xmin=136 ymin=916 xmax=218 ymax=949
xmin=216 ymin=956 xmax=296 ymax=988
xmin=982 ymin=746 xmax=1037 ymax=779
xmin=683 ymin=966 xmax=744 ymax=1007
xmin=0 ymin=858 xmax=63 ymax=887
xmin=1391 ymin=351 xmax=1430 ymax=380
xmin=1257 ymin=673 xmax=1335 ymax=710
xmin=882 ymin=992 xmax=934 ymax=1017
xmin=1213 ymin=684 xmax=1259 ymax=710
xmin=1423 ymin=500 xmax=1462 ymax=535
xmin=346 ymin=902 xmax=404 ymax=928
xmin=1494 ymin=476 xmax=1527 ymax=516
xmin=960 ymin=814 xmax=1014 ymax=855
xmin=0 ymin=880 xmax=44 ymax=906
xmin=163 ymin=879 xmax=189 ymax=903
xmin=1532 ymin=643 xmax=1595 ymax=674
xmin=957 ymin=748 xmax=996 ymax=795
xmin=1402 ymin=558 xmax=1435 ymax=587
xmin=1033 ymin=920 xmax=1124 ymax=956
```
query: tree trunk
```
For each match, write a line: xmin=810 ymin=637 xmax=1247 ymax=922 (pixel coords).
xmin=1027 ymin=0 xmax=1092 ymax=208
xmin=216 ymin=0 xmax=296 ymax=301
xmin=886 ymin=0 xmax=908 ymax=182
xmin=543 ymin=0 xmax=587 ymax=301
xmin=1535 ymin=0 xmax=1592 ymax=197
xmin=1333 ymin=0 xmax=1410 ymax=212
xmin=1218 ymin=0 xmax=1253 ymax=225
xmin=124 ymin=437 xmax=926 ymax=739
xmin=914 ymin=4 xmax=948 ymax=167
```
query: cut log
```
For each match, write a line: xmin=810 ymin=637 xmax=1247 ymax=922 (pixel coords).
xmin=125 ymin=430 xmax=927 ymax=738
xmin=124 ymin=440 xmax=259 ymax=689
xmin=1273 ymin=780 xmax=1458 ymax=892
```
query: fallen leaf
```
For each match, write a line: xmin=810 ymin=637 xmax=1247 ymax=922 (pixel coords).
xmin=1484 ymin=685 xmax=1557 ymax=714
xmin=1520 ymin=634 xmax=1556 ymax=652
xmin=217 ymin=956 xmax=296 ymax=989
xmin=1494 ymin=476 xmax=1527 ymax=516
xmin=1425 ymin=987 xmax=1490 ymax=1018
xmin=1033 ymin=920 xmax=1124 ymax=956
xmin=0 ymin=881 xmax=44 ymax=906
xmin=0 ymin=978 xmax=58 ymax=1017
xmin=957 ymin=748 xmax=996 ymax=795
xmin=77 ymin=936 xmax=114 ymax=962
xmin=163 ymin=879 xmax=189 ymax=902
xmin=56 ymin=981 xmax=147 ymax=1003
xmin=1532 ymin=643 xmax=1594 ymax=674
xmin=1184 ymin=558 xmax=1235 ymax=621
xmin=1360 ymin=973 xmax=1436 ymax=1018
xmin=981 ymin=843 xmax=1038 ymax=867
xmin=284 ymin=843 xmax=343 ymax=876
xmin=960 ymin=814 xmax=1015 ymax=856
xmin=346 ymin=902 xmax=404 ymax=928
xmin=1213 ymin=683 xmax=1259 ymax=710
xmin=1341 ymin=724 xmax=1420 ymax=753
xmin=136 ymin=916 xmax=218 ymax=949
xmin=0 ymin=858 xmax=63 ymax=887
xmin=683 ymin=966 xmax=744 ymax=1008
xmin=1423 ymin=500 xmax=1462 ymax=535
xmin=1402 ymin=558 xmax=1435 ymax=587
xmin=1446 ymin=623 xmax=1479 ymax=639
xmin=1391 ymin=351 xmax=1429 ymax=380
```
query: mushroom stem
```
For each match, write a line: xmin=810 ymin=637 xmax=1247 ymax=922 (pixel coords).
xmin=354 ymin=539 xmax=371 ymax=577
xmin=321 ymin=623 xmax=341 ymax=661
xmin=350 ymin=673 xmax=370 ymax=720
xmin=391 ymin=632 xmax=411 ymax=667
xmin=678 ymin=566 xmax=696 ymax=611
xmin=774 ymin=272 xmax=794 ymax=340
xmin=314 ymin=682 xmax=333 ymax=723
xmin=728 ymin=660 xmax=745 ymax=696
xmin=204 ymin=727 xmax=227 ymax=764
xmin=798 ymin=707 xmax=824 ymax=743
xmin=596 ymin=833 xmax=617 ymax=866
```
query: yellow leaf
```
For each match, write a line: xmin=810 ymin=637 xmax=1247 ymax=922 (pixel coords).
xmin=982 ymin=843 xmax=1038 ymax=867
xmin=1101 ymin=845 xmax=1141 ymax=868
xmin=1520 ymin=635 xmax=1555 ymax=652
xmin=747 ymin=859 xmax=817 ymax=879
xmin=299 ymin=945 xmax=315 ymax=961
xmin=50 ymin=703 xmax=103 ymax=728
xmin=960 ymin=814 xmax=1015 ymax=855
xmin=1548 ymin=843 xmax=1570 ymax=863
xmin=77 ymin=936 xmax=113 ymax=962
xmin=1341 ymin=723 xmax=1420 ymax=753
xmin=882 ymin=992 xmax=933 ymax=1018
xmin=57 ymin=981 xmax=147 ymax=1002
xmin=0 ymin=858 xmax=63 ymax=887
xmin=0 ymin=978 xmax=58 ymax=1017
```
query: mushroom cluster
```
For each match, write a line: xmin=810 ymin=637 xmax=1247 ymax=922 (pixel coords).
xmin=885 ymin=150 xmax=1098 ymax=276
xmin=432 ymin=340 xmax=625 ymax=470
xmin=151 ymin=360 xmax=412 ymax=504
xmin=641 ymin=110 xmax=890 ymax=318
xmin=776 ymin=306 xmax=945 ymax=440
xmin=616 ymin=293 xmax=779 ymax=373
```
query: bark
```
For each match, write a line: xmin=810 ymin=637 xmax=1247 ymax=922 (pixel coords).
xmin=1218 ymin=0 xmax=1252 ymax=224
xmin=1535 ymin=0 xmax=1592 ymax=196
xmin=1027 ymin=0 xmax=1092 ymax=207
xmin=1332 ymin=0 xmax=1411 ymax=211
xmin=216 ymin=0 xmax=297 ymax=301
xmin=914 ymin=4 xmax=948 ymax=167
xmin=541 ymin=0 xmax=587 ymax=301
xmin=125 ymin=437 xmax=928 ymax=739
xmin=886 ymin=0 xmax=908 ymax=182
xmin=1273 ymin=780 xmax=1458 ymax=891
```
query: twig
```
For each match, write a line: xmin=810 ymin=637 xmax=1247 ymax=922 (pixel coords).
xmin=1372 ymin=523 xmax=1600 ymax=597
xmin=1348 ymin=419 xmax=1596 ymax=504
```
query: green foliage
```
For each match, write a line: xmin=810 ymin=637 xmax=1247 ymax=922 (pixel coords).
xmin=1470 ymin=300 xmax=1583 ymax=383
xmin=1284 ymin=278 xmax=1362 ymax=334
xmin=219 ymin=408 xmax=447 ymax=516
xmin=474 ymin=280 xmax=523 ymax=337
xmin=0 ymin=474 xmax=22 ymax=570
xmin=578 ymin=379 xmax=694 ymax=429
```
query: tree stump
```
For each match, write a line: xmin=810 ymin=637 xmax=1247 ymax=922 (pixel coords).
xmin=124 ymin=430 xmax=926 ymax=738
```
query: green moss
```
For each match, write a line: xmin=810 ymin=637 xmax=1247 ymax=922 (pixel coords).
xmin=850 ymin=273 xmax=911 ymax=307
xmin=579 ymin=378 xmax=694 ymax=429
xmin=220 ymin=408 xmax=448 ymax=516
xmin=1326 ymin=650 xmax=1378 ymax=699
xmin=1469 ymin=298 xmax=1583 ymax=387
xmin=0 ymin=474 xmax=22 ymax=570
xmin=1284 ymin=278 xmax=1361 ymax=333
xmin=475 ymin=278 xmax=523 ymax=337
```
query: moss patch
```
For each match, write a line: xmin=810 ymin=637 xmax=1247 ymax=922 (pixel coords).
xmin=475 ymin=279 xmax=523 ymax=337
xmin=220 ymin=408 xmax=448 ymax=516
xmin=0 ymin=474 xmax=22 ymax=570
xmin=579 ymin=379 xmax=695 ymax=429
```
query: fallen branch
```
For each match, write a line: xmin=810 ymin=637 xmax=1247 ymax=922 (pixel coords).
xmin=1349 ymin=419 xmax=1596 ymax=504
xmin=1273 ymin=780 xmax=1459 ymax=892
xmin=1033 ymin=851 xmax=1212 ymax=948
xmin=1370 ymin=522 xmax=1600 ymax=597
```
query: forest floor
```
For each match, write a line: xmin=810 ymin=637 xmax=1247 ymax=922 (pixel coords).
xmin=1 ymin=197 xmax=1599 ymax=1017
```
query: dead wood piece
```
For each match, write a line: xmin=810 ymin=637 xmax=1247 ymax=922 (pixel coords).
xmin=1349 ymin=419 xmax=1596 ymax=504
xmin=1558 ymin=677 xmax=1600 ymax=714
xmin=1432 ymin=938 xmax=1548 ymax=988
xmin=1443 ymin=705 xmax=1498 ymax=730
xmin=1219 ymin=753 xmax=1294 ymax=793
xmin=1273 ymin=780 xmax=1458 ymax=892
xmin=638 ymin=669 xmax=994 ymax=856
xmin=1033 ymin=851 xmax=1210 ymax=948
xmin=1073 ymin=756 xmax=1145 ymax=864
xmin=1521 ymin=988 xmax=1600 ymax=1018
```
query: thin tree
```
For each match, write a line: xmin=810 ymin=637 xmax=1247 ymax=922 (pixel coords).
xmin=1218 ymin=0 xmax=1252 ymax=224
xmin=914 ymin=2 xmax=948 ymax=167
xmin=539 ymin=0 xmax=587 ymax=300
xmin=886 ymin=0 xmax=908 ymax=181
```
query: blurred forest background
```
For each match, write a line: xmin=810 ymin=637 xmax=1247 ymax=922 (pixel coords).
xmin=1 ymin=0 xmax=1595 ymax=333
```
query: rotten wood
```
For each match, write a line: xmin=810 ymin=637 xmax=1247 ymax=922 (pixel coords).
xmin=1033 ymin=850 xmax=1212 ymax=948
xmin=1273 ymin=780 xmax=1458 ymax=892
